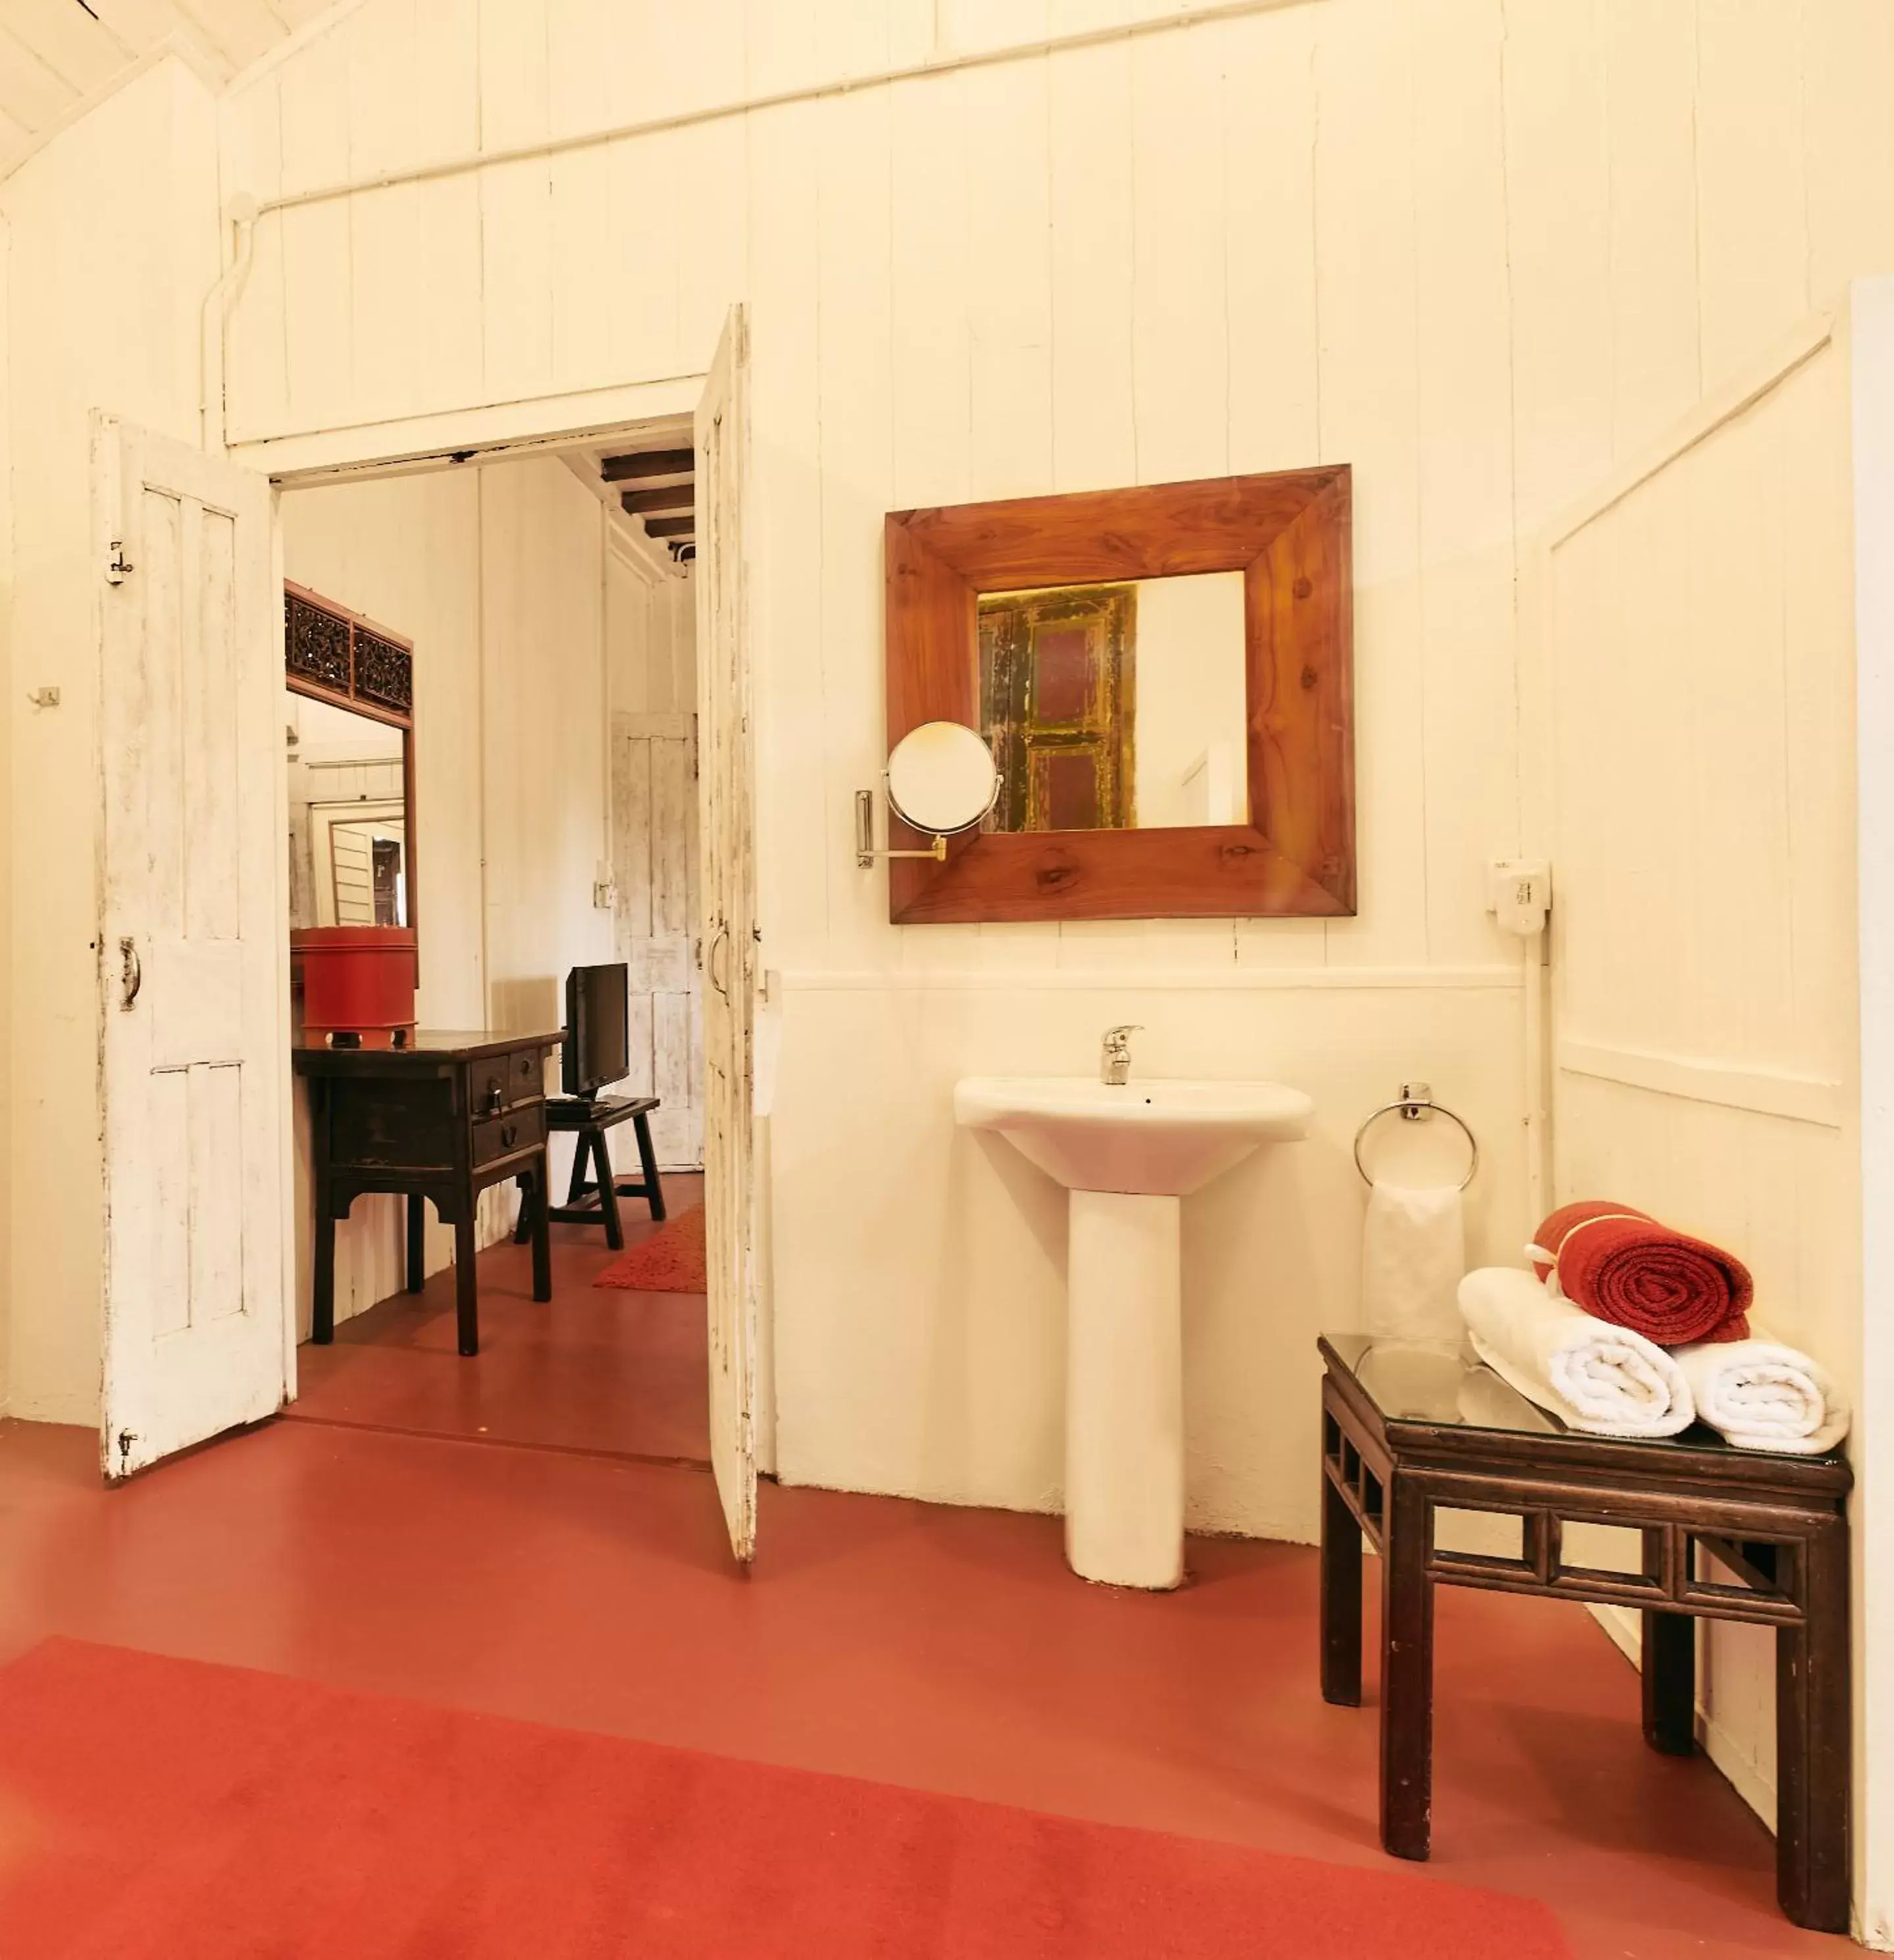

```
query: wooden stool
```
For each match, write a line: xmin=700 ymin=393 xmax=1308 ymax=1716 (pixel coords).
xmin=514 ymin=1094 xmax=666 ymax=1252
xmin=1317 ymin=1331 xmax=1852 ymax=1932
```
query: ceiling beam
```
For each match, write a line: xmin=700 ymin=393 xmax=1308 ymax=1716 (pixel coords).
xmin=601 ymin=448 xmax=694 ymax=483
xmin=643 ymin=515 xmax=696 ymax=539
xmin=619 ymin=484 xmax=694 ymax=516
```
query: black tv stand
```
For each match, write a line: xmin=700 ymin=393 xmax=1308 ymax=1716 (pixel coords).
xmin=515 ymin=1093 xmax=666 ymax=1251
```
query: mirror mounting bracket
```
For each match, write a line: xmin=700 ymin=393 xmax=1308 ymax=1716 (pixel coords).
xmin=854 ymin=787 xmax=948 ymax=869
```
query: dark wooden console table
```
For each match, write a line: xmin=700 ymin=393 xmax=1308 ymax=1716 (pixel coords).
xmin=295 ymin=1030 xmax=561 ymax=1358
xmin=1318 ymin=1331 xmax=1851 ymax=1932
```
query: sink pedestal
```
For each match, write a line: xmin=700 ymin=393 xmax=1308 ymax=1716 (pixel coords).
xmin=1066 ymin=1190 xmax=1184 ymax=1590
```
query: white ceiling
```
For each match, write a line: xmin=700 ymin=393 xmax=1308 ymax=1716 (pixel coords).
xmin=0 ymin=0 xmax=337 ymax=172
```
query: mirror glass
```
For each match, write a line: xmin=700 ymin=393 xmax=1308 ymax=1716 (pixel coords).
xmin=286 ymin=688 xmax=410 ymax=928
xmin=887 ymin=720 xmax=1000 ymax=836
xmin=975 ymin=571 xmax=1247 ymax=832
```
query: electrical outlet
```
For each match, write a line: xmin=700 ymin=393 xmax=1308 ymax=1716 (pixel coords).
xmin=1488 ymin=858 xmax=1551 ymax=936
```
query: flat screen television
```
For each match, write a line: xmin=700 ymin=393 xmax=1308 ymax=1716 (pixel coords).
xmin=562 ymin=962 xmax=630 ymax=1101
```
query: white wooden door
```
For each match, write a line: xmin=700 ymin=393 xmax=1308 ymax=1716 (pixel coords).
xmin=96 ymin=416 xmax=290 ymax=1479
xmin=696 ymin=309 xmax=759 ymax=1562
xmin=611 ymin=711 xmax=703 ymax=1170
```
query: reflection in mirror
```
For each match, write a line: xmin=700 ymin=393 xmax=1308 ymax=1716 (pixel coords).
xmin=976 ymin=571 xmax=1248 ymax=832
xmin=285 ymin=688 xmax=410 ymax=929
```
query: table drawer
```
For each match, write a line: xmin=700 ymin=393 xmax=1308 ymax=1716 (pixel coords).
xmin=470 ymin=1049 xmax=545 ymax=1118
xmin=471 ymin=1101 xmax=546 ymax=1168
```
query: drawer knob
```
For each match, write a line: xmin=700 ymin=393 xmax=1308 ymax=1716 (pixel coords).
xmin=485 ymin=1085 xmax=504 ymax=1114
xmin=501 ymin=1122 xmax=517 ymax=1149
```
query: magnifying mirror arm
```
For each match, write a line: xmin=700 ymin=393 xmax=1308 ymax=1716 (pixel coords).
xmin=854 ymin=788 xmax=949 ymax=869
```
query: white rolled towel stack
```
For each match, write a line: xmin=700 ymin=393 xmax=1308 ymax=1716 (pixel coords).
xmin=1674 ymin=1337 xmax=1850 ymax=1455
xmin=1456 ymin=1266 xmax=1695 ymax=1439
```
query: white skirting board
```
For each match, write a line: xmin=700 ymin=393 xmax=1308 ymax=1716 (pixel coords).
xmin=1588 ymin=1604 xmax=1778 ymax=1832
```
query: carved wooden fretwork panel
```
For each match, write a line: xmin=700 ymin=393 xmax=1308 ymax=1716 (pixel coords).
xmin=284 ymin=586 xmax=414 ymax=728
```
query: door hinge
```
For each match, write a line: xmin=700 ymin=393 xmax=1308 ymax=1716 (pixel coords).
xmin=105 ymin=540 xmax=134 ymax=584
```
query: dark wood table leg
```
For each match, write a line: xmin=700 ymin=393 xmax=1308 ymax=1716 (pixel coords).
xmin=512 ymin=1169 xmax=537 ymax=1244
xmin=632 ymin=1110 xmax=666 ymax=1221
xmin=452 ymin=1208 xmax=480 ymax=1357
xmin=406 ymin=1194 xmax=425 ymax=1293
xmin=1380 ymin=1471 xmax=1434 ymax=1861
xmin=1321 ymin=1462 xmax=1363 ymax=1707
xmin=529 ymin=1149 xmax=553 ymax=1303
xmin=1776 ymin=1522 xmax=1851 ymax=1932
xmin=312 ymin=1194 xmax=338 ymax=1345
xmin=1641 ymin=1610 xmax=1697 ymax=1756
xmin=593 ymin=1131 xmax=624 ymax=1250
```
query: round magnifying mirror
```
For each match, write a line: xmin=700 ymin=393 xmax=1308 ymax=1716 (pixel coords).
xmin=886 ymin=721 xmax=999 ymax=836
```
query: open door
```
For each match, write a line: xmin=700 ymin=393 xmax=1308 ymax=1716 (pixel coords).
xmin=695 ymin=309 xmax=760 ymax=1562
xmin=96 ymin=416 xmax=291 ymax=1479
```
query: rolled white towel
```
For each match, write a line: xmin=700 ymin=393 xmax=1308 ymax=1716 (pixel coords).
xmin=1456 ymin=1266 xmax=1695 ymax=1438
xmin=1674 ymin=1334 xmax=1849 ymax=1455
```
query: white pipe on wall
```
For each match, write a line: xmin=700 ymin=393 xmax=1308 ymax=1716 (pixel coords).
xmin=241 ymin=0 xmax=1317 ymax=222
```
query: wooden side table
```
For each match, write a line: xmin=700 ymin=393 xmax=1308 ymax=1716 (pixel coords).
xmin=1317 ymin=1331 xmax=1852 ymax=1932
xmin=295 ymin=1030 xmax=561 ymax=1358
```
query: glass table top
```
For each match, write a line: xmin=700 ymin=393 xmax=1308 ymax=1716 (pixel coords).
xmin=1324 ymin=1331 xmax=1561 ymax=1438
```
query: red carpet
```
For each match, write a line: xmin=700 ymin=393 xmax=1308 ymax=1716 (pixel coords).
xmin=596 ymin=1203 xmax=706 ymax=1293
xmin=0 ymin=1639 xmax=1569 ymax=1959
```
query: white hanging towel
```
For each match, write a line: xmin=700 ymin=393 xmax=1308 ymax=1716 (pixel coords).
xmin=1457 ymin=1266 xmax=1695 ymax=1438
xmin=1674 ymin=1333 xmax=1850 ymax=1455
xmin=1361 ymin=1182 xmax=1466 ymax=1345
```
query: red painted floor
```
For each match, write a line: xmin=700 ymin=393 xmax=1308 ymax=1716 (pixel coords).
xmin=0 ymin=1218 xmax=1843 ymax=1959
xmin=288 ymin=1178 xmax=709 ymax=1465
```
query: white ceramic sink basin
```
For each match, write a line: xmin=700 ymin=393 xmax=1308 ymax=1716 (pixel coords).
xmin=954 ymin=1076 xmax=1314 ymax=1197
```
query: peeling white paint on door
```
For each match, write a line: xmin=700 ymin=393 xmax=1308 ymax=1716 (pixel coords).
xmin=612 ymin=711 xmax=702 ymax=1172
xmin=96 ymin=415 xmax=289 ymax=1478
xmin=696 ymin=309 xmax=758 ymax=1564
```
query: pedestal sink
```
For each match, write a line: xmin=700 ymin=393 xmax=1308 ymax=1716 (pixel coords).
xmin=955 ymin=1076 xmax=1314 ymax=1590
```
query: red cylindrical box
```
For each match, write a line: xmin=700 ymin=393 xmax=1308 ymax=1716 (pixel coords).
xmin=292 ymin=926 xmax=418 ymax=1047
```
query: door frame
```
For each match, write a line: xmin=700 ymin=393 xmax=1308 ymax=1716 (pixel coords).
xmin=251 ymin=372 xmax=750 ymax=1406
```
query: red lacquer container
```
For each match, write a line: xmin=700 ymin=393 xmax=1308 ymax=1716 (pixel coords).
xmin=291 ymin=926 xmax=418 ymax=1047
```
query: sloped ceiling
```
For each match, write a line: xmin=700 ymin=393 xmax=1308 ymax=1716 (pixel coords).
xmin=0 ymin=0 xmax=337 ymax=174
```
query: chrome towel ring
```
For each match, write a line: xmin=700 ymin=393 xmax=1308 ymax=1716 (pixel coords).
xmin=1353 ymin=1082 xmax=1478 ymax=1191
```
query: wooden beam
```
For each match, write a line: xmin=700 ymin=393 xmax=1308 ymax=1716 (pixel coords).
xmin=643 ymin=515 xmax=696 ymax=538
xmin=602 ymin=448 xmax=695 ymax=483
xmin=619 ymin=485 xmax=695 ymax=516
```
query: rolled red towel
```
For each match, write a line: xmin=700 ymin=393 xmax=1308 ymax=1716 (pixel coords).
xmin=1528 ymin=1200 xmax=1752 ymax=1347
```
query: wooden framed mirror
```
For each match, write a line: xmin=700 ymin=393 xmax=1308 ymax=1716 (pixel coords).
xmin=283 ymin=583 xmax=418 ymax=938
xmin=883 ymin=467 xmax=1353 ymax=923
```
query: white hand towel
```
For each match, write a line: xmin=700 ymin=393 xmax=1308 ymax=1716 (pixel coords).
xmin=1361 ymin=1182 xmax=1465 ymax=1345
xmin=1674 ymin=1333 xmax=1849 ymax=1454
xmin=1456 ymin=1266 xmax=1695 ymax=1438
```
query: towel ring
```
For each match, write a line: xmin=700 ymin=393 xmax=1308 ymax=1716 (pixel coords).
xmin=1353 ymin=1082 xmax=1478 ymax=1191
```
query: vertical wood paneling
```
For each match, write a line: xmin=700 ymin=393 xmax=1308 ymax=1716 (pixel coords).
xmin=277 ymin=28 xmax=352 ymax=433
xmin=1600 ymin=0 xmax=1701 ymax=455
xmin=1412 ymin=0 xmax=1517 ymax=968
xmin=1311 ymin=0 xmax=1424 ymax=969
xmin=815 ymin=84 xmax=894 ymax=969
xmin=1694 ymin=0 xmax=1809 ymax=385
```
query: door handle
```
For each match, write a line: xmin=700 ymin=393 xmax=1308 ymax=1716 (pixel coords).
xmin=118 ymin=937 xmax=141 ymax=1012
xmin=708 ymin=925 xmax=731 ymax=999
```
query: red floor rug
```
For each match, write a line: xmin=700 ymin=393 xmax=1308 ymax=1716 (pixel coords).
xmin=0 ymin=1638 xmax=1569 ymax=1960
xmin=595 ymin=1202 xmax=706 ymax=1293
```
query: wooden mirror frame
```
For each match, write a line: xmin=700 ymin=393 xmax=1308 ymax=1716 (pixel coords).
xmin=883 ymin=467 xmax=1353 ymax=923
xmin=284 ymin=582 xmax=419 ymax=943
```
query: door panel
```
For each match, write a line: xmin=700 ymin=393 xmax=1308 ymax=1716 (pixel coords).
xmin=695 ymin=309 xmax=758 ymax=1564
xmin=97 ymin=416 xmax=289 ymax=1479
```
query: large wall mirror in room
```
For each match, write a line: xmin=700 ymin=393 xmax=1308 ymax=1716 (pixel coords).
xmin=283 ymin=584 xmax=416 ymax=934
xmin=884 ymin=468 xmax=1353 ymax=922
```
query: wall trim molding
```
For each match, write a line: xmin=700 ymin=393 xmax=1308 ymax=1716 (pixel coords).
xmin=1557 ymin=1038 xmax=1845 ymax=1130
xmin=779 ymin=964 xmax=1524 ymax=995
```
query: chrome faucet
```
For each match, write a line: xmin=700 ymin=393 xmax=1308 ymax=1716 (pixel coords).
xmin=1101 ymin=1024 xmax=1142 ymax=1086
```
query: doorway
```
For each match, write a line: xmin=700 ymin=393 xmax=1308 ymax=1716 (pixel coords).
xmin=94 ymin=316 xmax=760 ymax=1559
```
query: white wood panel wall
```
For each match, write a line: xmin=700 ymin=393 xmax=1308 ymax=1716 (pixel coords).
xmin=208 ymin=0 xmax=1894 ymax=1552
xmin=1543 ymin=325 xmax=1859 ymax=1839
xmin=280 ymin=453 xmax=619 ymax=1334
